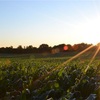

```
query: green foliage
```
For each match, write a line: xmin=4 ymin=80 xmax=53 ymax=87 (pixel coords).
xmin=0 ymin=57 xmax=100 ymax=100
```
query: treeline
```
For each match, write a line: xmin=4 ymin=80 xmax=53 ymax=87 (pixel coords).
xmin=0 ymin=43 xmax=97 ymax=54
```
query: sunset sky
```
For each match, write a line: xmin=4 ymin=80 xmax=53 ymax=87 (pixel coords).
xmin=0 ymin=0 xmax=100 ymax=47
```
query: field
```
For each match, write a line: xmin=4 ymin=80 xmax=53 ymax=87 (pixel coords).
xmin=0 ymin=52 xmax=100 ymax=100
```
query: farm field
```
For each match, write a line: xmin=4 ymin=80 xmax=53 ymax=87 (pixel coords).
xmin=0 ymin=53 xmax=100 ymax=100
xmin=1 ymin=0 xmax=100 ymax=100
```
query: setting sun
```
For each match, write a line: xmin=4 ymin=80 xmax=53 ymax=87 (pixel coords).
xmin=84 ymin=16 xmax=100 ymax=44
xmin=70 ymin=14 xmax=100 ymax=45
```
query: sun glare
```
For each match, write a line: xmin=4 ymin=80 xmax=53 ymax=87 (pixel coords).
xmin=70 ymin=14 xmax=100 ymax=45
xmin=87 ymin=16 xmax=100 ymax=44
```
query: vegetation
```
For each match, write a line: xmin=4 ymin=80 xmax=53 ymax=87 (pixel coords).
xmin=0 ymin=53 xmax=100 ymax=100
xmin=0 ymin=43 xmax=96 ymax=54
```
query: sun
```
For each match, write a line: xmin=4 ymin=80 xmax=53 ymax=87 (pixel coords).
xmin=72 ymin=14 xmax=100 ymax=45
xmin=87 ymin=16 xmax=100 ymax=44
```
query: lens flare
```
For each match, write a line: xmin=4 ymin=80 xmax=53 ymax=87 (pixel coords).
xmin=30 ymin=45 xmax=94 ymax=87
xmin=73 ymin=45 xmax=78 ymax=50
xmin=63 ymin=45 xmax=68 ymax=51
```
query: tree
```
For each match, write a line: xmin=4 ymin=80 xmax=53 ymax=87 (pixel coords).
xmin=38 ymin=44 xmax=51 ymax=53
xmin=17 ymin=45 xmax=23 ymax=49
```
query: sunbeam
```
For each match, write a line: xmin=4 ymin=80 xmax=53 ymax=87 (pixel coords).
xmin=72 ymin=45 xmax=100 ymax=92
xmin=85 ymin=45 xmax=100 ymax=73
xmin=31 ymin=45 xmax=94 ymax=87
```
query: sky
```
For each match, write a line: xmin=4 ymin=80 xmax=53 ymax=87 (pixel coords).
xmin=0 ymin=0 xmax=100 ymax=48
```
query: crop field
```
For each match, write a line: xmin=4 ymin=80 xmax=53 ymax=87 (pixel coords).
xmin=0 ymin=53 xmax=100 ymax=100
